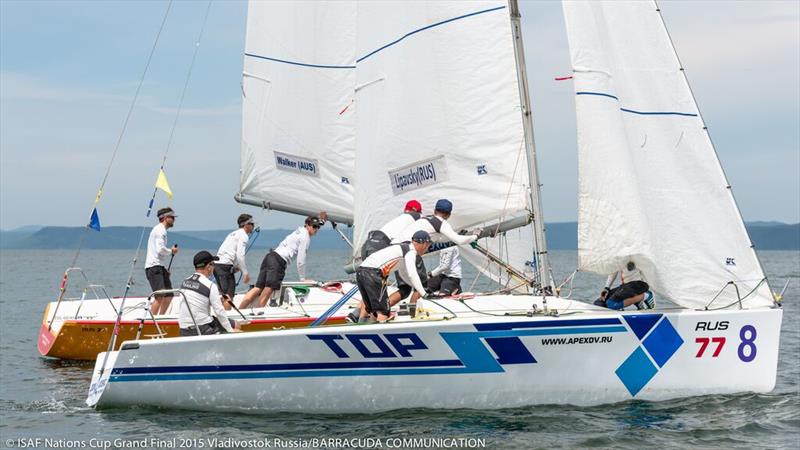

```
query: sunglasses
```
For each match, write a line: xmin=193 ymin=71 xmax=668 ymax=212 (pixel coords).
xmin=312 ymin=224 xmax=321 ymax=229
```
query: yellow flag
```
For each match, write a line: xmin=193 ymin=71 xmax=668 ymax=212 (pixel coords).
xmin=155 ymin=169 xmax=173 ymax=198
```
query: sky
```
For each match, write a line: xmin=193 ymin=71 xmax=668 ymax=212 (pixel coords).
xmin=1 ymin=0 xmax=798 ymax=231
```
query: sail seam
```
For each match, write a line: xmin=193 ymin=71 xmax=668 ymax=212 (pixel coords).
xmin=576 ymin=91 xmax=698 ymax=117
xmin=356 ymin=5 xmax=507 ymax=63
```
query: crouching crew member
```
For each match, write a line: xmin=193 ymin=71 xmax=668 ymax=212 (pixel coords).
xmin=596 ymin=261 xmax=655 ymax=310
xmin=215 ymin=214 xmax=255 ymax=304
xmin=357 ymin=231 xmax=431 ymax=322
xmin=239 ymin=215 xmax=323 ymax=309
xmin=360 ymin=200 xmax=423 ymax=259
xmin=179 ymin=251 xmax=242 ymax=336
xmin=427 ymin=246 xmax=462 ymax=296
xmin=389 ymin=199 xmax=477 ymax=309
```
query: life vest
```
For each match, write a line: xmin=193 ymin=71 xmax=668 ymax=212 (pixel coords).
xmin=423 ymin=215 xmax=442 ymax=233
xmin=181 ymin=273 xmax=210 ymax=297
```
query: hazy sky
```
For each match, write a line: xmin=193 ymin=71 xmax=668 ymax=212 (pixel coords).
xmin=1 ymin=1 xmax=798 ymax=231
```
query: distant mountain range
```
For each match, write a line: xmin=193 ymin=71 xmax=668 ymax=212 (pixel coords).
xmin=1 ymin=222 xmax=797 ymax=250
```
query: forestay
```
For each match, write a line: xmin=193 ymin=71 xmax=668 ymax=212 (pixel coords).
xmin=238 ymin=1 xmax=356 ymax=224
xmin=562 ymin=1 xmax=773 ymax=308
xmin=353 ymin=1 xmax=532 ymax=251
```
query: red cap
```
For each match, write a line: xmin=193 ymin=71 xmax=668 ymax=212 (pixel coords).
xmin=404 ymin=200 xmax=422 ymax=213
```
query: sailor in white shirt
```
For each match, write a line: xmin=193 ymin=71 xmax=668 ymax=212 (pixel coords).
xmin=214 ymin=214 xmax=255 ymax=300
xmin=357 ymin=230 xmax=432 ymax=322
xmin=239 ymin=215 xmax=324 ymax=309
xmin=598 ymin=261 xmax=654 ymax=310
xmin=179 ymin=251 xmax=242 ymax=336
xmin=389 ymin=199 xmax=477 ymax=313
xmin=144 ymin=207 xmax=179 ymax=316
xmin=427 ymin=246 xmax=462 ymax=295
xmin=360 ymin=199 xmax=423 ymax=259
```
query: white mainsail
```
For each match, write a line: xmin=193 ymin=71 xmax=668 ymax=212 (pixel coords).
xmin=238 ymin=1 xmax=356 ymax=224
xmin=352 ymin=1 xmax=533 ymax=251
xmin=562 ymin=1 xmax=773 ymax=308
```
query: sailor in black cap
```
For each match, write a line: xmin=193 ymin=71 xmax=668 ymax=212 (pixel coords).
xmin=144 ymin=207 xmax=179 ymax=315
xmin=239 ymin=215 xmax=325 ymax=309
xmin=179 ymin=251 xmax=241 ymax=336
xmin=356 ymin=230 xmax=432 ymax=322
xmin=215 ymin=214 xmax=256 ymax=302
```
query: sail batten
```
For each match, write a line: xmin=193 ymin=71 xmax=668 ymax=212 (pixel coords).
xmin=563 ymin=0 xmax=773 ymax=309
xmin=239 ymin=1 xmax=356 ymax=222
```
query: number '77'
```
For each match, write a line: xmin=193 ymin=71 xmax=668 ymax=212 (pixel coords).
xmin=695 ymin=337 xmax=726 ymax=357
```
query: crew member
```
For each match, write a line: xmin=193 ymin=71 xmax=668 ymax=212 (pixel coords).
xmin=239 ymin=215 xmax=324 ymax=309
xmin=596 ymin=261 xmax=655 ymax=310
xmin=389 ymin=199 xmax=477 ymax=311
xmin=215 ymin=214 xmax=255 ymax=305
xmin=145 ymin=207 xmax=179 ymax=315
xmin=179 ymin=251 xmax=241 ymax=336
xmin=360 ymin=200 xmax=422 ymax=259
xmin=427 ymin=246 xmax=462 ymax=296
xmin=357 ymin=231 xmax=431 ymax=322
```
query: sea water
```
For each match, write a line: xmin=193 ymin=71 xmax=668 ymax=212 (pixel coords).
xmin=0 ymin=249 xmax=797 ymax=449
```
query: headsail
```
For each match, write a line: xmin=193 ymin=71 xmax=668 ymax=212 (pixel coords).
xmin=353 ymin=1 xmax=533 ymax=252
xmin=237 ymin=1 xmax=356 ymax=224
xmin=563 ymin=1 xmax=773 ymax=308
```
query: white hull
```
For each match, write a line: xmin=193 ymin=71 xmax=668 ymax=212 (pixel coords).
xmin=87 ymin=296 xmax=782 ymax=412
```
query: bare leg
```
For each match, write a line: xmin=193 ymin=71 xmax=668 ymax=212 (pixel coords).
xmin=256 ymin=287 xmax=275 ymax=308
xmin=387 ymin=291 xmax=403 ymax=307
xmin=158 ymin=296 xmax=172 ymax=315
xmin=150 ymin=295 xmax=164 ymax=317
xmin=238 ymin=287 xmax=262 ymax=309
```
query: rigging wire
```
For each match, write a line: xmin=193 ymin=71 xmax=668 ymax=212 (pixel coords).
xmin=48 ymin=1 xmax=173 ymax=328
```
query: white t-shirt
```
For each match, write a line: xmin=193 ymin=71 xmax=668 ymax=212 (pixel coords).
xmin=179 ymin=272 xmax=233 ymax=331
xmin=361 ymin=244 xmax=427 ymax=297
xmin=216 ymin=228 xmax=250 ymax=277
xmin=274 ymin=226 xmax=311 ymax=279
xmin=145 ymin=223 xmax=171 ymax=269
xmin=431 ymin=247 xmax=462 ymax=278
xmin=379 ymin=213 xmax=419 ymax=241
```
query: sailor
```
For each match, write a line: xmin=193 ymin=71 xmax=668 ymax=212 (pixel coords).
xmin=214 ymin=214 xmax=255 ymax=303
xmin=239 ymin=215 xmax=324 ymax=309
xmin=144 ymin=207 xmax=179 ymax=316
xmin=179 ymin=251 xmax=241 ymax=336
xmin=596 ymin=261 xmax=655 ymax=310
xmin=347 ymin=200 xmax=422 ymax=322
xmin=360 ymin=200 xmax=423 ymax=259
xmin=389 ymin=199 xmax=478 ymax=313
xmin=427 ymin=246 xmax=462 ymax=296
xmin=357 ymin=230 xmax=432 ymax=322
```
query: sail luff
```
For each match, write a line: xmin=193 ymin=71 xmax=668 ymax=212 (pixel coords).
xmin=651 ymin=0 xmax=773 ymax=301
xmin=508 ymin=0 xmax=554 ymax=290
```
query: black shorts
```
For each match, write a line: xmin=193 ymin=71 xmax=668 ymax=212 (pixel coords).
xmin=179 ymin=317 xmax=234 ymax=337
xmin=356 ymin=267 xmax=389 ymax=315
xmin=361 ymin=230 xmax=391 ymax=259
xmin=256 ymin=251 xmax=287 ymax=290
xmin=395 ymin=255 xmax=428 ymax=299
xmin=427 ymin=274 xmax=462 ymax=295
xmin=608 ymin=280 xmax=650 ymax=301
xmin=145 ymin=266 xmax=173 ymax=296
xmin=214 ymin=263 xmax=236 ymax=297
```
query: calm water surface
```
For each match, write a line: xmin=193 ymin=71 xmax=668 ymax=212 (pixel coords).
xmin=0 ymin=249 xmax=798 ymax=449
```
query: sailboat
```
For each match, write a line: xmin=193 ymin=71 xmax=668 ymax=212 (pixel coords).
xmin=86 ymin=0 xmax=782 ymax=412
xmin=37 ymin=0 xmax=363 ymax=361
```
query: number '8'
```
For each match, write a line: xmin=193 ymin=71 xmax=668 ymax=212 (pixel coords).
xmin=737 ymin=325 xmax=757 ymax=362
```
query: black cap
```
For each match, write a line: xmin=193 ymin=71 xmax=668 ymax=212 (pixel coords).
xmin=412 ymin=230 xmax=431 ymax=243
xmin=193 ymin=250 xmax=219 ymax=268
xmin=237 ymin=214 xmax=254 ymax=227
xmin=157 ymin=207 xmax=177 ymax=220
xmin=305 ymin=216 xmax=324 ymax=227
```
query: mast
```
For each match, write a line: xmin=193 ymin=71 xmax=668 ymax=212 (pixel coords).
xmin=508 ymin=0 xmax=553 ymax=291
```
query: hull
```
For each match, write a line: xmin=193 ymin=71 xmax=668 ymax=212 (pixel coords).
xmin=87 ymin=296 xmax=783 ymax=412
xmin=39 ymin=283 xmax=356 ymax=361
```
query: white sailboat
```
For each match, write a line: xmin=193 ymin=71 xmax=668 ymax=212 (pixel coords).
xmin=86 ymin=0 xmax=782 ymax=412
